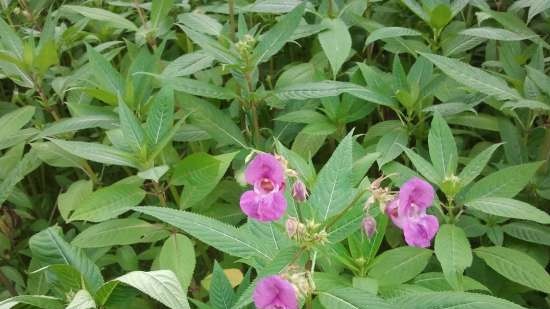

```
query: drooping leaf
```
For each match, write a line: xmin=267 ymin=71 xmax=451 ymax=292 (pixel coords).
xmin=158 ymin=234 xmax=196 ymax=290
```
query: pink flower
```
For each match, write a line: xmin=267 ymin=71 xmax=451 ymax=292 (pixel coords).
xmin=253 ymin=276 xmax=298 ymax=309
xmin=386 ymin=177 xmax=439 ymax=248
xmin=240 ymin=153 xmax=287 ymax=222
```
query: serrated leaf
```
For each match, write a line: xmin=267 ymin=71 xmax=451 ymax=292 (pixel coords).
xmin=62 ymin=5 xmax=137 ymax=31
xmin=172 ymin=152 xmax=236 ymax=208
xmin=0 ymin=149 xmax=41 ymax=205
xmin=159 ymin=234 xmax=196 ymax=290
xmin=376 ymin=128 xmax=407 ymax=167
xmin=475 ymin=246 xmax=550 ymax=293
xmin=318 ymin=288 xmax=395 ymax=309
xmin=434 ymin=224 xmax=472 ymax=290
xmin=458 ymin=143 xmax=500 ymax=188
xmin=502 ymin=221 xmax=550 ymax=246
xmin=421 ymin=52 xmax=521 ymax=100
xmin=319 ymin=18 xmax=351 ymax=78
xmin=460 ymin=27 xmax=535 ymax=41
xmin=115 ymin=270 xmax=190 ymax=309
xmin=71 ymin=218 xmax=169 ymax=248
xmin=390 ymin=292 xmax=527 ymax=309
xmin=402 ymin=148 xmax=441 ymax=185
xmin=29 ymin=227 xmax=104 ymax=293
xmin=428 ymin=114 xmax=458 ymax=177
xmin=368 ymin=247 xmax=433 ymax=286
xmin=312 ymin=132 xmax=353 ymax=221
xmin=162 ymin=75 xmax=236 ymax=99
xmin=66 ymin=290 xmax=96 ymax=309
xmin=69 ymin=182 xmax=145 ymax=222
xmin=49 ymin=139 xmax=140 ymax=168
xmin=134 ymin=207 xmax=273 ymax=261
xmin=252 ymin=3 xmax=305 ymax=65
xmin=210 ymin=262 xmax=235 ymax=309
xmin=161 ymin=51 xmax=214 ymax=78
xmin=146 ymin=87 xmax=174 ymax=145
xmin=463 ymin=161 xmax=542 ymax=201
xmin=36 ymin=115 xmax=118 ymax=139
xmin=366 ymin=27 xmax=421 ymax=46
xmin=179 ymin=12 xmax=223 ymax=36
xmin=118 ymin=96 xmax=147 ymax=155
xmin=150 ymin=0 xmax=174 ymax=30
xmin=0 ymin=106 xmax=35 ymax=135
xmin=0 ymin=295 xmax=65 ymax=309
xmin=465 ymin=197 xmax=550 ymax=224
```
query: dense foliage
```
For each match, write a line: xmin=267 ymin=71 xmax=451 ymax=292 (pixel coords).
xmin=1 ymin=0 xmax=550 ymax=308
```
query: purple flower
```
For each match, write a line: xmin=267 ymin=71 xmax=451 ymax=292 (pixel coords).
xmin=386 ymin=177 xmax=439 ymax=248
xmin=240 ymin=153 xmax=287 ymax=222
xmin=362 ymin=216 xmax=377 ymax=239
xmin=253 ymin=276 xmax=298 ymax=309
xmin=291 ymin=180 xmax=308 ymax=202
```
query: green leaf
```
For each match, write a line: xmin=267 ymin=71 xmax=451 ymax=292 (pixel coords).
xmin=179 ymin=25 xmax=239 ymax=64
xmin=460 ymin=27 xmax=535 ymax=41
xmin=502 ymin=221 xmax=550 ymax=246
xmin=463 ymin=161 xmax=542 ymax=201
xmin=0 ymin=295 xmax=65 ymax=309
xmin=0 ymin=149 xmax=41 ymax=205
xmin=115 ymin=271 xmax=190 ymax=309
xmin=57 ymin=180 xmax=93 ymax=222
xmin=319 ymin=18 xmax=351 ymax=78
xmin=0 ymin=106 xmax=35 ymax=135
xmin=402 ymin=148 xmax=441 ymax=184
xmin=71 ymin=218 xmax=169 ymax=248
xmin=457 ymin=143 xmax=501 ymax=188
xmin=498 ymin=118 xmax=526 ymax=165
xmin=390 ymin=292 xmax=527 ymax=309
xmin=0 ymin=17 xmax=23 ymax=58
xmin=66 ymin=290 xmax=96 ymax=309
xmin=85 ymin=45 xmax=124 ymax=95
xmin=134 ymin=207 xmax=273 ymax=261
xmin=474 ymin=246 xmax=550 ymax=293
xmin=161 ymin=51 xmax=214 ymax=78
xmin=32 ymin=142 xmax=86 ymax=169
xmin=312 ymin=132 xmax=353 ymax=221
xmin=318 ymin=288 xmax=395 ymax=309
xmin=400 ymin=0 xmax=430 ymax=22
xmin=365 ymin=27 xmax=421 ymax=46
xmin=118 ymin=96 xmax=147 ymax=155
xmin=429 ymin=4 xmax=452 ymax=29
xmin=465 ymin=197 xmax=550 ymax=224
xmin=50 ymin=139 xmax=140 ymax=168
xmin=428 ymin=114 xmax=458 ymax=177
xmin=36 ymin=115 xmax=118 ymax=139
xmin=274 ymin=81 xmax=359 ymax=100
xmin=161 ymin=75 xmax=236 ymax=100
xmin=251 ymin=3 xmax=305 ymax=65
xmin=179 ymin=12 xmax=222 ymax=36
xmin=368 ymin=247 xmax=432 ymax=286
xmin=434 ymin=224 xmax=472 ymax=290
xmin=159 ymin=234 xmax=196 ymax=290
xmin=179 ymin=94 xmax=247 ymax=148
xmin=420 ymin=52 xmax=521 ymax=100
xmin=376 ymin=128 xmax=408 ymax=167
xmin=172 ymin=152 xmax=236 ymax=208
xmin=210 ymin=262 xmax=235 ymax=309
xmin=150 ymin=0 xmax=174 ymax=30
xmin=29 ymin=227 xmax=104 ymax=293
xmin=69 ymin=182 xmax=145 ymax=222
xmin=62 ymin=5 xmax=137 ymax=31
xmin=146 ymin=87 xmax=174 ymax=145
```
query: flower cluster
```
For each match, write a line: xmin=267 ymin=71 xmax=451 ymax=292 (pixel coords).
xmin=386 ymin=177 xmax=439 ymax=248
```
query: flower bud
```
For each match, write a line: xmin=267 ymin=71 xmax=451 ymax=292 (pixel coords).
xmin=362 ymin=216 xmax=377 ymax=239
xmin=292 ymin=180 xmax=308 ymax=202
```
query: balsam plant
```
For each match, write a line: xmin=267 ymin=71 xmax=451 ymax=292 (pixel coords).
xmin=0 ymin=0 xmax=550 ymax=309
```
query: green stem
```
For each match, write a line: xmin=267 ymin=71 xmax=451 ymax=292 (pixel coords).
xmin=228 ymin=0 xmax=236 ymax=42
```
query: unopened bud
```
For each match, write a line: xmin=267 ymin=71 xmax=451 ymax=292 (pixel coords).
xmin=362 ymin=216 xmax=377 ymax=239
xmin=292 ymin=180 xmax=308 ymax=202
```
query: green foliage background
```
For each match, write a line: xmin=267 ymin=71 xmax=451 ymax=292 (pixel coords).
xmin=0 ymin=0 xmax=550 ymax=308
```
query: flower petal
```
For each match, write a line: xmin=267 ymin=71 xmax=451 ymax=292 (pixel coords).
xmin=399 ymin=177 xmax=434 ymax=211
xmin=239 ymin=190 xmax=287 ymax=222
xmin=253 ymin=276 xmax=298 ymax=309
xmin=402 ymin=214 xmax=439 ymax=248
xmin=245 ymin=153 xmax=285 ymax=186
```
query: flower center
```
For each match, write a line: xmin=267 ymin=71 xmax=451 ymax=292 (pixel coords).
xmin=260 ymin=178 xmax=275 ymax=192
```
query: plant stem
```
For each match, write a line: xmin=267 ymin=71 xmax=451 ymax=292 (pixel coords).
xmin=228 ymin=0 xmax=236 ymax=42
xmin=133 ymin=0 xmax=157 ymax=49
